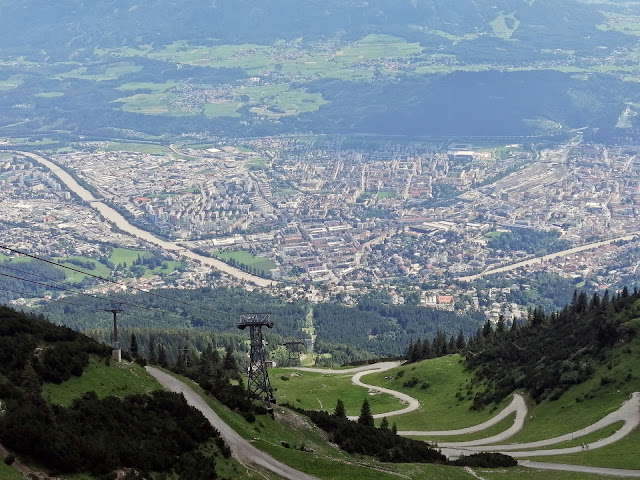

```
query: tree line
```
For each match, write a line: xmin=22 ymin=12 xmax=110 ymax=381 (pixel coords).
xmin=464 ymin=287 xmax=639 ymax=409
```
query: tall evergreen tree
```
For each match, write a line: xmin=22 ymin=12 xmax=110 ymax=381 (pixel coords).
xmin=157 ymin=345 xmax=168 ymax=368
xmin=130 ymin=333 xmax=139 ymax=358
xmin=358 ymin=398 xmax=374 ymax=427
xmin=148 ymin=337 xmax=158 ymax=364
xmin=223 ymin=346 xmax=238 ymax=372
xmin=482 ymin=319 xmax=493 ymax=337
xmin=379 ymin=416 xmax=389 ymax=431
xmin=334 ymin=398 xmax=346 ymax=418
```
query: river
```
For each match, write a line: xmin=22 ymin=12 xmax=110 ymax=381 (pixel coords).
xmin=17 ymin=151 xmax=275 ymax=287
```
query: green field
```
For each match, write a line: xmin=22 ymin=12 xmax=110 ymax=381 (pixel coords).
xmin=109 ymin=247 xmax=152 ymax=266
xmin=43 ymin=358 xmax=161 ymax=406
xmin=213 ymin=250 xmax=276 ymax=273
xmin=100 ymin=142 xmax=172 ymax=154
xmin=490 ymin=12 xmax=520 ymax=39
xmin=168 ymin=371 xmax=474 ymax=480
xmin=377 ymin=191 xmax=397 ymax=199
xmin=598 ymin=12 xmax=640 ymax=36
xmin=56 ymin=256 xmax=112 ymax=283
xmin=203 ymin=100 xmax=243 ymax=118
xmin=56 ymin=63 xmax=142 ymax=81
xmin=270 ymin=368 xmax=404 ymax=416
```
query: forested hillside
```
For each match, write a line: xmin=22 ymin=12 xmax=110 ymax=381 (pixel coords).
xmin=465 ymin=288 xmax=640 ymax=409
xmin=0 ymin=306 xmax=228 ymax=478
xmin=36 ymin=287 xmax=484 ymax=365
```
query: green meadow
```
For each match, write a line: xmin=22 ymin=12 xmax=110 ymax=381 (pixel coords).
xmin=43 ymin=358 xmax=161 ymax=406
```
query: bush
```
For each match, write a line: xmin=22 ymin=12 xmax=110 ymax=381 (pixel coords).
xmin=4 ymin=454 xmax=15 ymax=465
xmin=452 ymin=452 xmax=517 ymax=468
xmin=403 ymin=377 xmax=419 ymax=388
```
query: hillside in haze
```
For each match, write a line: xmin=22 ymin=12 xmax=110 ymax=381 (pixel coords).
xmin=2 ymin=0 xmax=640 ymax=139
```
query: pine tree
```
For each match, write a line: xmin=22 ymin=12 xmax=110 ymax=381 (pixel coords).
xmin=130 ymin=333 xmax=139 ymax=358
xmin=379 ymin=416 xmax=389 ymax=430
xmin=496 ymin=315 xmax=506 ymax=334
xmin=148 ymin=337 xmax=158 ymax=364
xmin=334 ymin=398 xmax=346 ymax=418
xmin=482 ymin=319 xmax=492 ymax=337
xmin=223 ymin=346 xmax=238 ymax=372
xmin=422 ymin=337 xmax=434 ymax=359
xmin=456 ymin=330 xmax=466 ymax=351
xmin=410 ymin=339 xmax=423 ymax=362
xmin=21 ymin=361 xmax=42 ymax=405
xmin=357 ymin=398 xmax=374 ymax=427
xmin=158 ymin=345 xmax=168 ymax=368
xmin=391 ymin=422 xmax=398 ymax=435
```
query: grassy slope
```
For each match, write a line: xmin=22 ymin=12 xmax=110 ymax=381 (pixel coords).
xmin=39 ymin=355 xmax=625 ymax=480
xmin=42 ymin=357 xmax=161 ymax=406
xmin=0 ymin=460 xmax=25 ymax=480
xmin=364 ymin=355 xmax=512 ymax=431
xmin=518 ymin=332 xmax=640 ymax=470
xmin=169 ymin=371 xmax=473 ymax=480
xmin=361 ymin=348 xmax=640 ymax=471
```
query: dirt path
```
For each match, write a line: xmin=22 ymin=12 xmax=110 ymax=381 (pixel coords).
xmin=146 ymin=367 xmax=319 ymax=480
xmin=519 ymin=461 xmax=640 ymax=478
xmin=400 ymin=394 xmax=526 ymax=441
xmin=455 ymin=392 xmax=640 ymax=457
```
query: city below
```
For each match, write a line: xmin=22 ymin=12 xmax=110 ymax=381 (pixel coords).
xmin=1 ymin=134 xmax=640 ymax=324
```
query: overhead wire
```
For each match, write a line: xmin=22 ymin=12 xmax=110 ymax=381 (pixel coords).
xmin=0 ymin=271 xmax=144 ymax=309
xmin=0 ymin=274 xmax=205 ymax=327
xmin=0 ymin=244 xmax=236 ymax=319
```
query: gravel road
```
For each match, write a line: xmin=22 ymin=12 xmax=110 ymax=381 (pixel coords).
xmin=146 ymin=367 xmax=319 ymax=480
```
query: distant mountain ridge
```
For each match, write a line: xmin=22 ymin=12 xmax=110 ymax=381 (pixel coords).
xmin=0 ymin=0 xmax=627 ymax=58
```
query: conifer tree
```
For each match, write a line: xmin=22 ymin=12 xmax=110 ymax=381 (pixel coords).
xmin=379 ymin=416 xmax=389 ymax=430
xmin=223 ymin=346 xmax=238 ymax=372
xmin=130 ymin=333 xmax=139 ymax=358
xmin=157 ymin=345 xmax=168 ymax=368
xmin=334 ymin=398 xmax=346 ymax=418
xmin=148 ymin=337 xmax=158 ymax=364
xmin=357 ymin=398 xmax=374 ymax=427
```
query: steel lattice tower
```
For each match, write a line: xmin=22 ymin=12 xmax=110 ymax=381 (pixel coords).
xmin=283 ymin=339 xmax=306 ymax=367
xmin=237 ymin=313 xmax=276 ymax=409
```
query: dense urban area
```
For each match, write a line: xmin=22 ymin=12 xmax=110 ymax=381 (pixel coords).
xmin=2 ymin=134 xmax=640 ymax=325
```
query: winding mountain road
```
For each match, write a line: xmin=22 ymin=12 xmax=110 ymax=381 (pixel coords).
xmin=293 ymin=362 xmax=640 ymax=477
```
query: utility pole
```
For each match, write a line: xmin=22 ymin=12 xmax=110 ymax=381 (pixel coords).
xmin=283 ymin=339 xmax=306 ymax=367
xmin=105 ymin=304 xmax=124 ymax=362
xmin=237 ymin=313 xmax=275 ymax=410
